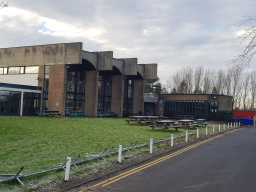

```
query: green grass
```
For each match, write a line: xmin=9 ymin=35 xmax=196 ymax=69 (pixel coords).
xmin=0 ymin=117 xmax=180 ymax=173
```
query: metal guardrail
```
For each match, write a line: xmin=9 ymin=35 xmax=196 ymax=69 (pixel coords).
xmin=0 ymin=122 xmax=240 ymax=185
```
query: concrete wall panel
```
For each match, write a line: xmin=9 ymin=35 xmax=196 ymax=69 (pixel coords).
xmin=48 ymin=64 xmax=65 ymax=114
xmin=111 ymin=75 xmax=124 ymax=116
xmin=142 ymin=64 xmax=158 ymax=80
xmin=0 ymin=42 xmax=82 ymax=67
xmin=97 ymin=51 xmax=113 ymax=71
xmin=123 ymin=58 xmax=138 ymax=76
xmin=85 ymin=70 xmax=98 ymax=117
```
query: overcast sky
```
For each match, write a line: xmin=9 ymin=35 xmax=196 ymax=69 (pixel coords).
xmin=0 ymin=0 xmax=255 ymax=83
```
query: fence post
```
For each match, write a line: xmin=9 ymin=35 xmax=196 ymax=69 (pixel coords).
xmin=223 ymin=124 xmax=225 ymax=131
xmin=171 ymin=134 xmax=174 ymax=147
xmin=118 ymin=145 xmax=123 ymax=163
xmin=213 ymin=125 xmax=215 ymax=134
xmin=185 ymin=130 xmax=189 ymax=143
xmin=219 ymin=124 xmax=221 ymax=133
xmin=64 ymin=157 xmax=72 ymax=181
xmin=206 ymin=127 xmax=208 ymax=136
xmin=149 ymin=138 xmax=154 ymax=154
xmin=196 ymin=128 xmax=199 ymax=139
xmin=227 ymin=123 xmax=230 ymax=129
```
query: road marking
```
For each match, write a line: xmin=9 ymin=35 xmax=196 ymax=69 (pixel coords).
xmin=80 ymin=129 xmax=239 ymax=191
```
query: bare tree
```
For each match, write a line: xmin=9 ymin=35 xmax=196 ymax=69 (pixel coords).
xmin=172 ymin=73 xmax=183 ymax=91
xmin=168 ymin=66 xmax=194 ymax=94
xmin=240 ymin=25 xmax=256 ymax=65
xmin=241 ymin=74 xmax=250 ymax=110
xmin=183 ymin=67 xmax=193 ymax=93
xmin=202 ymin=70 xmax=212 ymax=94
xmin=249 ymin=71 xmax=256 ymax=110
xmin=223 ymin=71 xmax=232 ymax=95
xmin=194 ymin=66 xmax=204 ymax=93
xmin=230 ymin=64 xmax=243 ymax=96
xmin=214 ymin=70 xmax=225 ymax=94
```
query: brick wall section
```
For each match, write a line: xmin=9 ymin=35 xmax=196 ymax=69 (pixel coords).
xmin=48 ymin=64 xmax=65 ymax=114
xmin=111 ymin=75 xmax=124 ymax=117
xmin=133 ymin=79 xmax=144 ymax=115
xmin=85 ymin=70 xmax=98 ymax=117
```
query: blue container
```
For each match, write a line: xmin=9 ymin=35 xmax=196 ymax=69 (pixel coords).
xmin=239 ymin=119 xmax=254 ymax=126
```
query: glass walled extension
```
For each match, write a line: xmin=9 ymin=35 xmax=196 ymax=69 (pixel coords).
xmin=0 ymin=90 xmax=40 ymax=116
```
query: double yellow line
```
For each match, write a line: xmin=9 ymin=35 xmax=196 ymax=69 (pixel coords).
xmin=81 ymin=129 xmax=238 ymax=191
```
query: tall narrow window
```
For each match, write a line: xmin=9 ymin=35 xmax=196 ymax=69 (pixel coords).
xmin=65 ymin=67 xmax=85 ymax=115
xmin=97 ymin=75 xmax=112 ymax=114
xmin=123 ymin=79 xmax=134 ymax=116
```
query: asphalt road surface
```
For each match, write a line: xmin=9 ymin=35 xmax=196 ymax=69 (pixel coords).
xmin=88 ymin=128 xmax=256 ymax=192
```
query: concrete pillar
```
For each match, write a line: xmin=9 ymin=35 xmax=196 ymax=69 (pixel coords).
xmin=111 ymin=75 xmax=124 ymax=117
xmin=85 ymin=70 xmax=98 ymax=117
xmin=133 ymin=79 xmax=144 ymax=115
xmin=48 ymin=64 xmax=65 ymax=115
xmin=20 ymin=91 xmax=24 ymax=117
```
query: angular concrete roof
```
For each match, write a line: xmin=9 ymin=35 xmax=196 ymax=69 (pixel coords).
xmin=0 ymin=42 xmax=158 ymax=80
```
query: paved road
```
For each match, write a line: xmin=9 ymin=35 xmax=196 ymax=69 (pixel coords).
xmin=89 ymin=128 xmax=256 ymax=192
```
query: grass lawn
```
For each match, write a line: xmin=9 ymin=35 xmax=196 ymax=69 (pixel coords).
xmin=0 ymin=117 xmax=181 ymax=173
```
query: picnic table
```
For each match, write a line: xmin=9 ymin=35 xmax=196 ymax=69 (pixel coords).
xmin=127 ymin=116 xmax=161 ymax=125
xmin=194 ymin=119 xmax=208 ymax=128
xmin=152 ymin=120 xmax=179 ymax=131
xmin=178 ymin=119 xmax=195 ymax=129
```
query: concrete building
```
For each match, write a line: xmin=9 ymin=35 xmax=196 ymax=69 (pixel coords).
xmin=0 ymin=42 xmax=158 ymax=117
xmin=162 ymin=94 xmax=233 ymax=121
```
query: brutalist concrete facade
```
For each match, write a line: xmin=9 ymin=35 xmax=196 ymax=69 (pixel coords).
xmin=0 ymin=42 xmax=158 ymax=117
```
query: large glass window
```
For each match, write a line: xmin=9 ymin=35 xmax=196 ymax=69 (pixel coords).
xmin=97 ymin=75 xmax=112 ymax=114
xmin=65 ymin=69 xmax=85 ymax=115
xmin=23 ymin=92 xmax=41 ymax=115
xmin=0 ymin=66 xmax=39 ymax=75
xmin=0 ymin=91 xmax=20 ymax=115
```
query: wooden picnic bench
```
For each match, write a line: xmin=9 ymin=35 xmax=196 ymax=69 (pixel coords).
xmin=151 ymin=119 xmax=183 ymax=131
xmin=127 ymin=116 xmax=161 ymax=125
xmin=178 ymin=119 xmax=195 ymax=129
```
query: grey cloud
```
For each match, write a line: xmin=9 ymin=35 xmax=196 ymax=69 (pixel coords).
xmin=3 ymin=0 xmax=256 ymax=83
